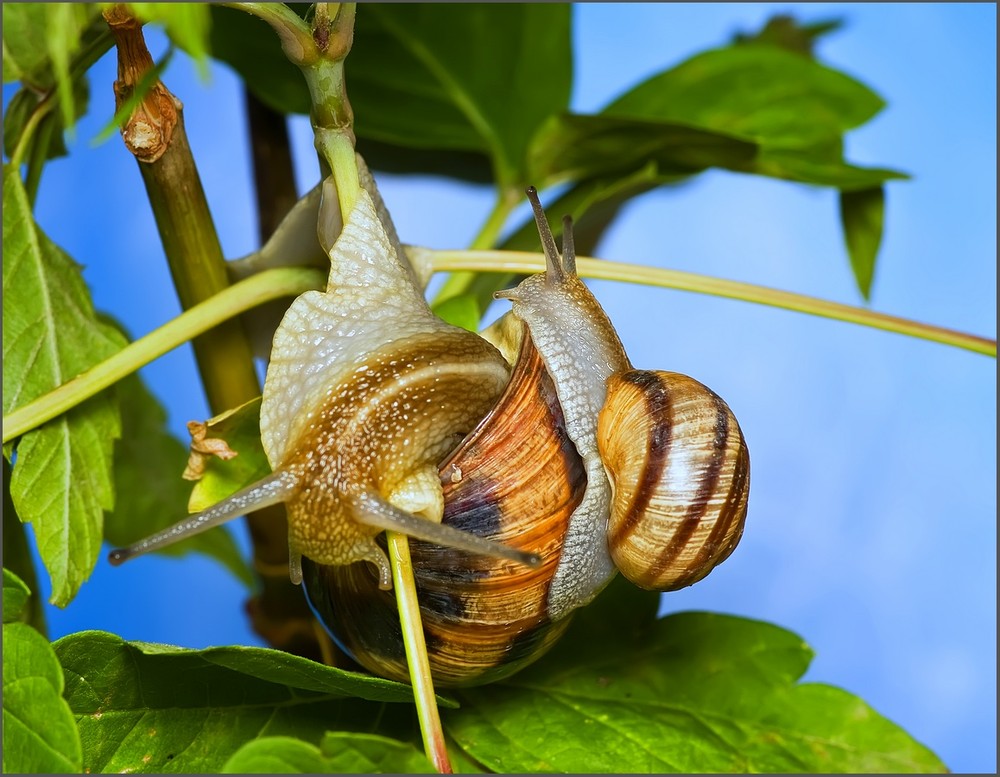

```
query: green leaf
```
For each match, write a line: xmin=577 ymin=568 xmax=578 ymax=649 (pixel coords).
xmin=3 ymin=169 xmax=127 ymax=606
xmin=349 ymin=4 xmax=572 ymax=186
xmin=2 ymin=463 xmax=47 ymax=633
xmin=448 ymin=604 xmax=946 ymax=773
xmin=732 ymin=13 xmax=844 ymax=58
xmin=431 ymin=294 xmax=483 ymax=332
xmin=604 ymin=45 xmax=885 ymax=150
xmin=221 ymin=732 xmax=435 ymax=774
xmin=754 ymin=147 xmax=908 ymax=190
xmin=105 ymin=370 xmax=255 ymax=588
xmin=186 ymin=396 xmax=270 ymax=513
xmin=54 ymin=630 xmax=439 ymax=774
xmin=529 ymin=112 xmax=757 ymax=187
xmin=2 ymin=568 xmax=30 ymax=623
xmin=839 ymin=186 xmax=885 ymax=299
xmin=206 ymin=5 xmax=312 ymax=115
xmin=2 ymin=621 xmax=83 ymax=773
xmin=126 ymin=2 xmax=212 ymax=78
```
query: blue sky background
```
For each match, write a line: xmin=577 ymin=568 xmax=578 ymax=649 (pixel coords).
xmin=5 ymin=4 xmax=996 ymax=772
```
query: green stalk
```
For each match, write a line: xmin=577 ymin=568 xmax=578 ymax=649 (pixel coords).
xmin=426 ymin=250 xmax=997 ymax=357
xmin=2 ymin=268 xmax=324 ymax=444
xmin=432 ymin=188 xmax=519 ymax=306
xmin=387 ymin=532 xmax=453 ymax=774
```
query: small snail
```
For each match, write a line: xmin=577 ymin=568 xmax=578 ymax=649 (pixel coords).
xmin=109 ymin=176 xmax=749 ymax=687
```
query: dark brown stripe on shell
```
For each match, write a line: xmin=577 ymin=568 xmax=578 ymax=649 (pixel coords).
xmin=608 ymin=370 xmax=673 ymax=550
xmin=641 ymin=386 xmax=731 ymax=589
xmin=667 ymin=390 xmax=749 ymax=589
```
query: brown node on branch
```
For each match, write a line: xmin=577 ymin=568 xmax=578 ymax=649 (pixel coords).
xmin=182 ymin=420 xmax=239 ymax=481
xmin=103 ymin=4 xmax=178 ymax=163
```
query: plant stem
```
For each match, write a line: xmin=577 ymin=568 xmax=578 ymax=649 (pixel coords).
xmin=387 ymin=532 xmax=453 ymax=774
xmin=2 ymin=268 xmax=325 ymax=444
xmin=432 ymin=188 xmax=518 ymax=305
xmin=425 ymin=250 xmax=997 ymax=357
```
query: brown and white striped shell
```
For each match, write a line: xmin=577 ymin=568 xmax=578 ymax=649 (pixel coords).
xmin=304 ymin=324 xmax=585 ymax=685
xmin=599 ymin=370 xmax=749 ymax=591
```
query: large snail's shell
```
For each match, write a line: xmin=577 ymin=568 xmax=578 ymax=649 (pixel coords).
xmin=598 ymin=370 xmax=750 ymax=591
xmin=303 ymin=326 xmax=585 ymax=686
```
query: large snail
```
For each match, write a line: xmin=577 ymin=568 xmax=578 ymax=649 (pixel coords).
xmin=110 ymin=176 xmax=749 ymax=687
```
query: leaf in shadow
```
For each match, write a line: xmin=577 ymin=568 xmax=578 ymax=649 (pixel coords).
xmin=54 ymin=630 xmax=447 ymax=774
xmin=221 ymin=732 xmax=434 ymax=774
xmin=839 ymin=186 xmax=885 ymax=300
xmin=349 ymin=4 xmax=572 ymax=187
xmin=105 ymin=370 xmax=254 ymax=588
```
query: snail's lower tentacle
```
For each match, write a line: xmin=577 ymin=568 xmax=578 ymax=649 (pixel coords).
xmin=350 ymin=492 xmax=542 ymax=570
xmin=108 ymin=469 xmax=299 ymax=566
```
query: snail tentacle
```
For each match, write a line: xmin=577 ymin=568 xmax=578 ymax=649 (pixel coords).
xmin=107 ymin=469 xmax=299 ymax=566
xmin=350 ymin=492 xmax=543 ymax=572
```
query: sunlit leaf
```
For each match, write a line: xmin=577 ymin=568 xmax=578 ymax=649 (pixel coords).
xmin=3 ymin=621 xmax=82 ymax=773
xmin=2 ymin=169 xmax=126 ymax=606
xmin=449 ymin=585 xmax=947 ymax=773
xmin=605 ymin=45 xmax=885 ymax=149
xmin=54 ymin=630 xmax=442 ymax=774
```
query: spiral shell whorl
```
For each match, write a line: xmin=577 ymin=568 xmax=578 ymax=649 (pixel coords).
xmin=598 ymin=370 xmax=750 ymax=591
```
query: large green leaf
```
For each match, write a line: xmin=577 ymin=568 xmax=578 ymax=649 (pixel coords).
xmin=221 ymin=732 xmax=434 ymax=774
xmin=53 ymin=630 xmax=440 ymax=774
xmin=349 ymin=4 xmax=571 ymax=187
xmin=3 ymin=621 xmax=83 ymax=773
xmin=3 ymin=169 xmax=126 ymax=606
xmin=604 ymin=45 xmax=885 ymax=150
xmin=105 ymin=371 xmax=254 ymax=588
xmin=446 ymin=580 xmax=946 ymax=773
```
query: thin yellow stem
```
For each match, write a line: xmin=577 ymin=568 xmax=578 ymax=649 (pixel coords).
xmin=425 ymin=250 xmax=996 ymax=358
xmin=2 ymin=267 xmax=325 ymax=444
xmin=433 ymin=188 xmax=518 ymax=305
xmin=386 ymin=532 xmax=453 ymax=774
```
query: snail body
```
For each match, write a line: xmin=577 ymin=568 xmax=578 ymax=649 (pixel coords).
xmin=109 ymin=182 xmax=541 ymax=585
xmin=309 ymin=188 xmax=750 ymax=684
xmin=109 ymin=178 xmax=749 ymax=688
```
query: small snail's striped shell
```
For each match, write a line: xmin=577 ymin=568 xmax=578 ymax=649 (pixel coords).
xmin=598 ymin=370 xmax=750 ymax=591
xmin=304 ymin=324 xmax=585 ymax=686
